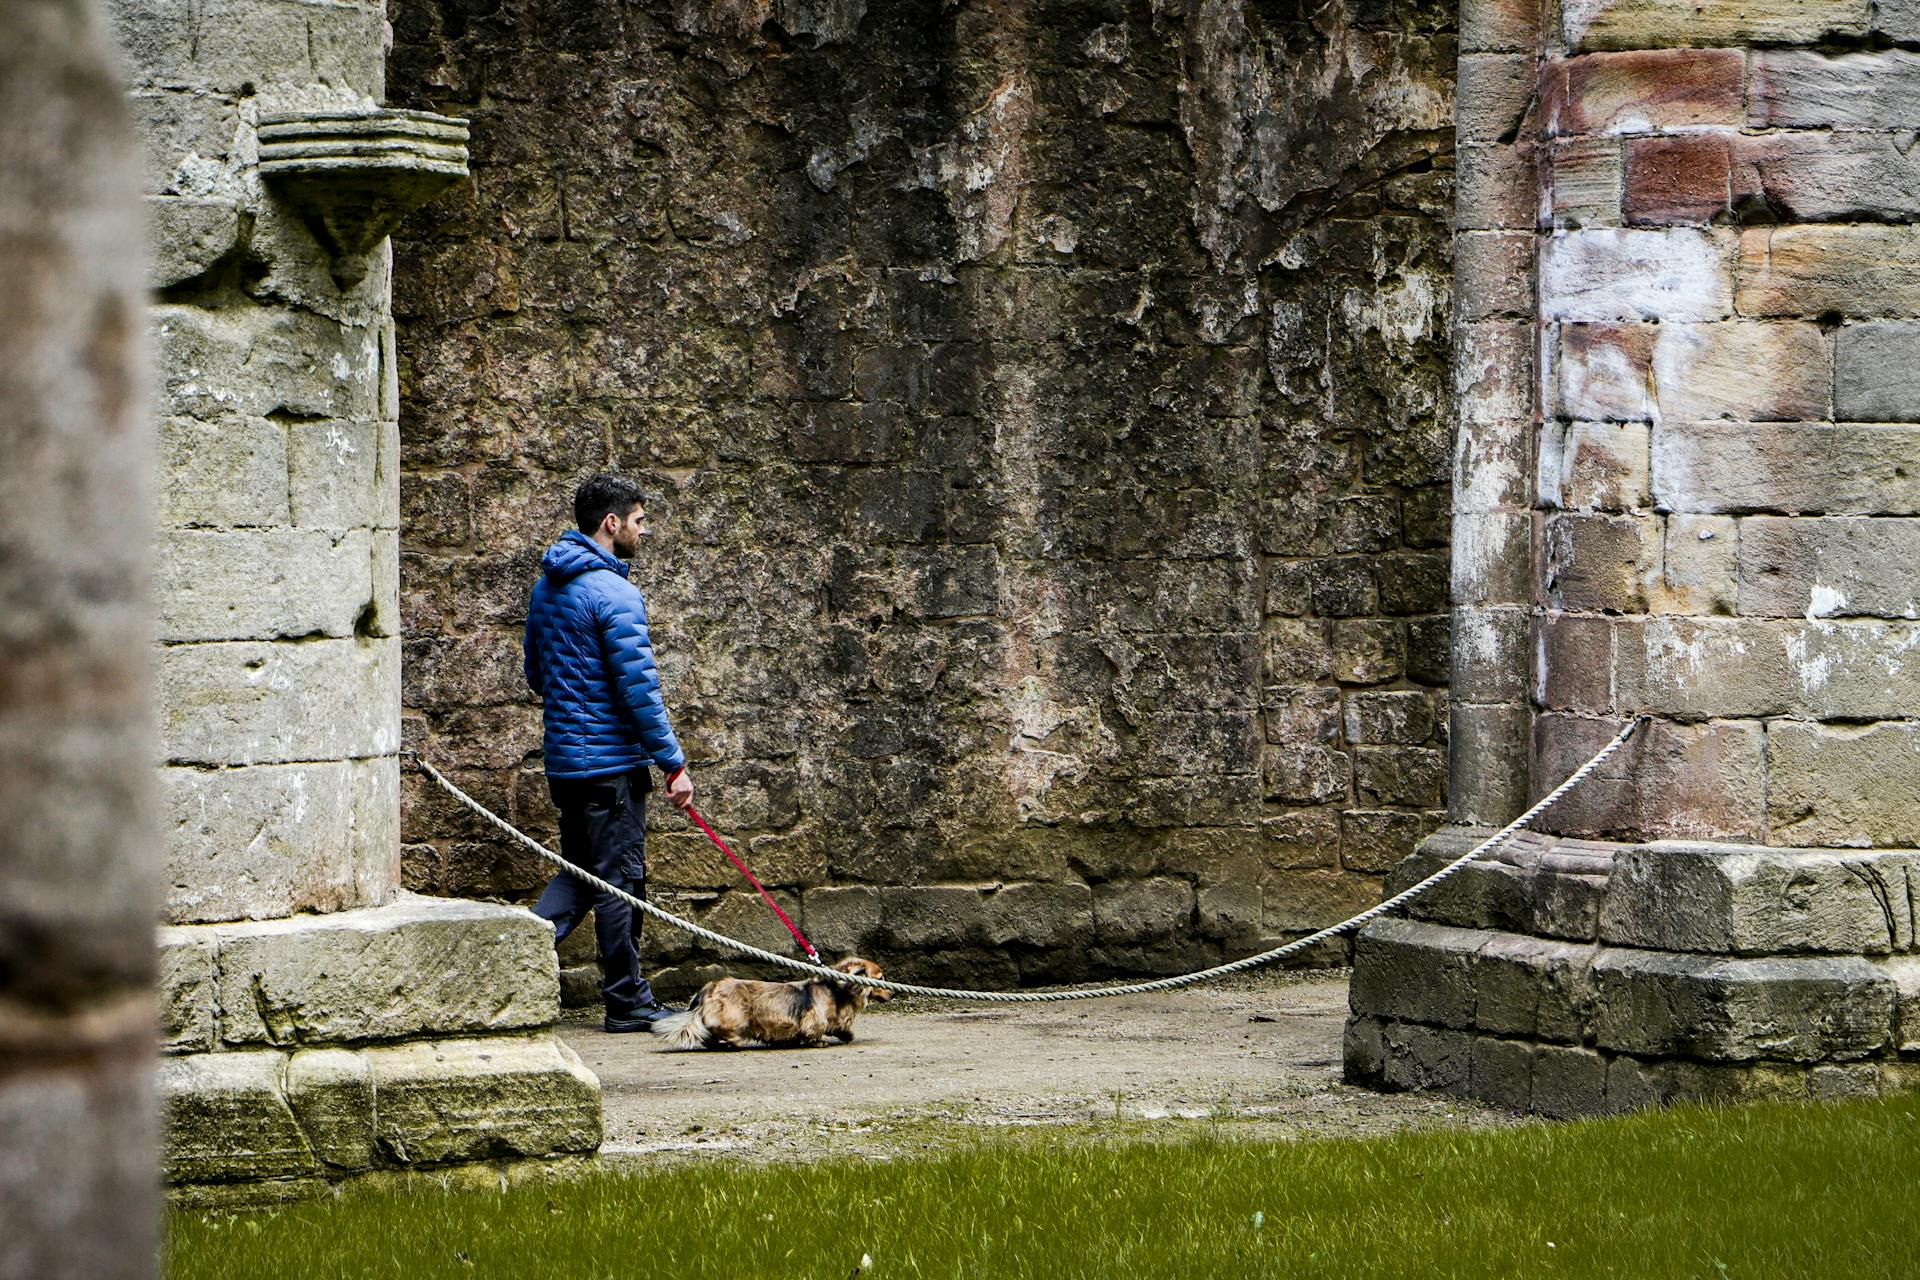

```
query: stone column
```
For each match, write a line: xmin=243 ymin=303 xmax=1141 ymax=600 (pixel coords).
xmin=0 ymin=1 xmax=157 ymax=1275
xmin=1348 ymin=0 xmax=1920 ymax=1114
xmin=111 ymin=0 xmax=600 ymax=1201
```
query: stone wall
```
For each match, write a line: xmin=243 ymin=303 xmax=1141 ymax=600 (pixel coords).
xmin=388 ymin=0 xmax=1460 ymax=990
xmin=1 ymin=1 xmax=158 ymax=1274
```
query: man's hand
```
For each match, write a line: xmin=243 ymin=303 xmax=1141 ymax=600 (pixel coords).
xmin=665 ymin=766 xmax=694 ymax=814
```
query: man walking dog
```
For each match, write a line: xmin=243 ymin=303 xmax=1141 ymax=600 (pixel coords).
xmin=524 ymin=473 xmax=695 ymax=1031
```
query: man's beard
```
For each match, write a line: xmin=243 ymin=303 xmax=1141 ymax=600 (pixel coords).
xmin=612 ymin=530 xmax=641 ymax=558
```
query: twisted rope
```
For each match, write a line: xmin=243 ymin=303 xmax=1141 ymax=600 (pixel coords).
xmin=407 ymin=715 xmax=1643 ymax=1002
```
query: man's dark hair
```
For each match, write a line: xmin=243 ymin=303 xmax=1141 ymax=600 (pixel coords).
xmin=574 ymin=472 xmax=646 ymax=533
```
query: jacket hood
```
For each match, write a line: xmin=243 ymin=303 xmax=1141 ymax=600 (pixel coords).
xmin=542 ymin=530 xmax=629 ymax=583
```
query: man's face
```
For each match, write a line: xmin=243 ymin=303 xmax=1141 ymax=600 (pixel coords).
xmin=604 ymin=504 xmax=648 ymax=558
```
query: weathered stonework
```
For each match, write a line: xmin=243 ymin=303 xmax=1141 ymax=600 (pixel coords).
xmin=1349 ymin=0 xmax=1920 ymax=1114
xmin=111 ymin=0 xmax=600 ymax=1202
xmin=387 ymin=0 xmax=1460 ymax=993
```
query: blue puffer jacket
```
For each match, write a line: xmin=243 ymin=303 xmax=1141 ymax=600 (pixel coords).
xmin=524 ymin=531 xmax=686 ymax=779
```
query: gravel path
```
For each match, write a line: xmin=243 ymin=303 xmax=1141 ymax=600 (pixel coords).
xmin=559 ymin=971 xmax=1520 ymax=1167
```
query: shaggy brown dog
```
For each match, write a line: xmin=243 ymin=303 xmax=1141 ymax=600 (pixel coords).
xmin=653 ymin=957 xmax=893 ymax=1050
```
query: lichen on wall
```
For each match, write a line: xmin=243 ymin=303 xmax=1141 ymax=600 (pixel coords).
xmin=388 ymin=0 xmax=1457 ymax=988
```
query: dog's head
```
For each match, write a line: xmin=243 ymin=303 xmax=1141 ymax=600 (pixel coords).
xmin=830 ymin=955 xmax=893 ymax=1001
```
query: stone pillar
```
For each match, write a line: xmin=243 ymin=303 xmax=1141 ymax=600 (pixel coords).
xmin=0 ymin=1 xmax=157 ymax=1275
xmin=111 ymin=0 xmax=600 ymax=1201
xmin=1348 ymin=0 xmax=1920 ymax=1113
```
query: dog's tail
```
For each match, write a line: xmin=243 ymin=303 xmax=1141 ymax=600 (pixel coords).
xmin=652 ymin=1008 xmax=710 ymax=1050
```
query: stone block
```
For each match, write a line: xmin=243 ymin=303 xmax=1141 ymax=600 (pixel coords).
xmin=1457 ymin=54 xmax=1538 ymax=144
xmin=1343 ymin=692 xmax=1436 ymax=746
xmin=1340 ymin=810 xmax=1438 ymax=875
xmin=1654 ymin=422 xmax=1920 ymax=515
xmin=1591 ymin=949 xmax=1894 ymax=1062
xmin=1536 ymin=613 xmax=1614 ymax=712
xmin=1262 ymin=810 xmax=1340 ymax=871
xmin=1809 ymin=1064 xmax=1882 ymax=1101
xmin=1737 ymin=517 xmax=1920 ymax=619
xmin=988 ymin=881 xmax=1094 ymax=949
xmin=1550 ymin=137 xmax=1624 ymax=228
xmin=1532 ymin=714 xmax=1767 ymax=843
xmin=1462 ymin=0 xmax=1542 ymax=52
xmin=1261 ymin=868 xmax=1382 ymax=933
xmin=1454 ymin=232 xmax=1535 ymax=321
xmin=1532 ymin=1044 xmax=1610 ymax=1118
xmin=157 ymin=416 xmax=289 ymax=529
xmin=1653 ymin=514 xmax=1736 ymax=615
xmin=1836 ymin=321 xmax=1920 ymax=422
xmin=1455 ymin=414 xmax=1530 ymax=514
xmin=158 ymin=927 xmax=216 ymax=1053
xmin=109 ymin=0 xmax=385 ymax=97
xmin=163 ymin=760 xmax=380 ymax=923
xmin=802 ymin=885 xmax=884 ymax=953
xmin=1457 ymin=142 xmax=1541 ymax=231
xmin=1467 ymin=1037 xmax=1534 ymax=1110
xmin=1534 ymin=868 xmax=1610 ymax=942
xmin=367 ymin=1034 xmax=602 ymax=1166
xmin=147 ymin=196 xmax=241 ymax=289
xmin=1541 ymin=229 xmax=1734 ymax=323
xmin=1450 ymin=512 xmax=1532 ymax=607
xmin=1455 ymin=320 xmax=1534 ymax=427
xmin=1602 ymin=843 xmax=1909 ymax=955
xmin=1555 ymin=323 xmax=1655 ymax=421
xmin=1648 ymin=322 xmax=1830 ymax=423
xmin=1342 ymin=1015 xmax=1387 ymax=1085
xmin=1390 ymin=830 xmax=1538 ymax=932
xmin=1879 ymin=956 xmax=1920 ymax=1053
xmin=1622 ymin=135 xmax=1731 ymax=226
xmin=159 ymin=1050 xmax=314 ymax=1184
xmin=1350 ymin=917 xmax=1485 ymax=1029
xmin=1447 ymin=704 xmax=1532 ymax=829
xmin=1880 ymin=0 xmax=1920 ymax=38
xmin=1736 ymin=226 xmax=1920 ymax=318
xmin=156 ymin=528 xmax=373 ymax=642
xmin=1546 ymin=50 xmax=1744 ymax=137
xmin=214 ymin=895 xmax=558 ymax=1046
xmin=1354 ymin=747 xmax=1446 ymax=808
xmin=1376 ymin=554 xmax=1449 ymax=617
xmin=150 ymin=305 xmax=380 ymax=423
xmin=1450 ymin=607 xmax=1529 ymax=705
xmin=289 ymin=419 xmax=384 ymax=530
xmin=1093 ymin=877 xmax=1194 ymax=942
xmin=1540 ymin=421 xmax=1648 ymax=514
xmin=1750 ymin=50 xmax=1920 ymax=129
xmin=1263 ymin=621 xmax=1334 ymax=683
xmin=284 ymin=1049 xmax=376 ymax=1172
xmin=1606 ymin=1055 xmax=1808 ymax=1109
xmin=1767 ymin=722 xmax=1920 ymax=847
xmin=1262 ymin=746 xmax=1348 ymax=805
xmin=1611 ymin=617 xmax=1794 ymax=720
xmin=1735 ymin=134 xmax=1920 ymax=224
xmin=1473 ymin=932 xmax=1600 ymax=1042
xmin=881 ymin=886 xmax=990 ymax=949
xmin=1542 ymin=513 xmax=1651 ymax=613
xmin=1263 ymin=685 xmax=1340 ymax=747
xmin=1562 ymin=0 xmax=1870 ymax=51
xmin=1380 ymin=1021 xmax=1472 ymax=1091
xmin=159 ymin=636 xmax=399 ymax=766
xmin=130 ymin=89 xmax=241 ymax=196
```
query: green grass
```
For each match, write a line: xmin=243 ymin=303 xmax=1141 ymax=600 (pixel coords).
xmin=169 ymin=1094 xmax=1920 ymax=1279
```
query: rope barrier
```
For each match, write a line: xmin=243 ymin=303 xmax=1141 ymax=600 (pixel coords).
xmin=406 ymin=715 xmax=1644 ymax=1002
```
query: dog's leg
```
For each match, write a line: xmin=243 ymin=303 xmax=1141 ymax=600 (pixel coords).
xmin=830 ymin=1028 xmax=854 ymax=1043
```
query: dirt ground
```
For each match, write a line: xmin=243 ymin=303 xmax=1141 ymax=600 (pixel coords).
xmin=559 ymin=971 xmax=1521 ymax=1167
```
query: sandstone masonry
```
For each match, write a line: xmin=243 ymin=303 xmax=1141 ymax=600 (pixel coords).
xmin=113 ymin=0 xmax=600 ymax=1203
xmin=1349 ymin=0 xmax=1920 ymax=1112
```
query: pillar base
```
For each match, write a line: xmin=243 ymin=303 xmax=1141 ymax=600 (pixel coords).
xmin=158 ymin=894 xmax=601 ymax=1200
xmin=1344 ymin=828 xmax=1920 ymax=1115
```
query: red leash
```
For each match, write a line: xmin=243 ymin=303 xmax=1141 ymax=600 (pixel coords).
xmin=684 ymin=805 xmax=821 ymax=964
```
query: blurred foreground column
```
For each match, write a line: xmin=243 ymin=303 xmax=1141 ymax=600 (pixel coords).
xmin=0 ymin=2 xmax=158 ymax=1277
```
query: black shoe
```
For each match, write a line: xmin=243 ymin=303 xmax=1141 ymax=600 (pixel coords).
xmin=604 ymin=1003 xmax=683 ymax=1033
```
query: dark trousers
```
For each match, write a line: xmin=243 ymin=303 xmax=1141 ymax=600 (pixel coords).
xmin=533 ymin=767 xmax=660 ymax=1018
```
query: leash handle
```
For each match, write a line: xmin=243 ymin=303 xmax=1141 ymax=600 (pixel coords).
xmin=684 ymin=805 xmax=821 ymax=964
